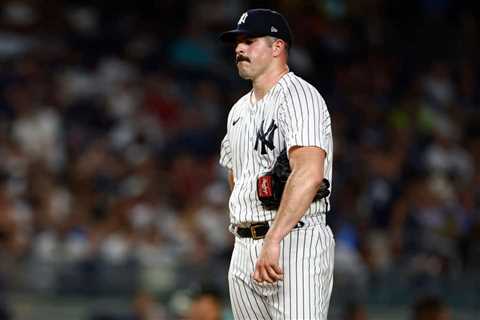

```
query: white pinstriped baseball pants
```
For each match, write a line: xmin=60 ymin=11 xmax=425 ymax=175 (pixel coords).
xmin=228 ymin=215 xmax=335 ymax=320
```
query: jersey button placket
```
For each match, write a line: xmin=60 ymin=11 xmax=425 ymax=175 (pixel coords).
xmin=249 ymin=113 xmax=255 ymax=143
xmin=246 ymin=106 xmax=258 ymax=176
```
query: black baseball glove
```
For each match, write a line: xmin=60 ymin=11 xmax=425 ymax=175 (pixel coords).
xmin=257 ymin=149 xmax=330 ymax=210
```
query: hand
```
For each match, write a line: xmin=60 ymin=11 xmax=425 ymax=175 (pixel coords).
xmin=252 ymin=238 xmax=284 ymax=283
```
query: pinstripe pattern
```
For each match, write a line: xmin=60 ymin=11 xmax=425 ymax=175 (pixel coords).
xmin=221 ymin=72 xmax=334 ymax=319
xmin=228 ymin=215 xmax=335 ymax=319
xmin=220 ymin=72 xmax=333 ymax=225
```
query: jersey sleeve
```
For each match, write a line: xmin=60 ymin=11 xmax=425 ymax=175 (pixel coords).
xmin=219 ymin=133 xmax=233 ymax=169
xmin=278 ymin=82 xmax=331 ymax=154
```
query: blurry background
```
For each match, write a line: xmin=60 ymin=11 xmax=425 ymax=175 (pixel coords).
xmin=0 ymin=0 xmax=479 ymax=319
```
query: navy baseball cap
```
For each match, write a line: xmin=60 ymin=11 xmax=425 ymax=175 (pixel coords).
xmin=220 ymin=9 xmax=293 ymax=47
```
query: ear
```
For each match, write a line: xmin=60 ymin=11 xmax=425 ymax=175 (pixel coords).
xmin=272 ymin=40 xmax=285 ymax=57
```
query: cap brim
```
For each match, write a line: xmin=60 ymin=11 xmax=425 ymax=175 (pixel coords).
xmin=220 ymin=29 xmax=261 ymax=43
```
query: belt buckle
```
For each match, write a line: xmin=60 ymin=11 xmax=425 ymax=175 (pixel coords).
xmin=250 ymin=224 xmax=264 ymax=240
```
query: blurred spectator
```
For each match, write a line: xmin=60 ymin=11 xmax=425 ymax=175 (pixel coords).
xmin=412 ymin=296 xmax=451 ymax=320
xmin=90 ymin=291 xmax=166 ymax=320
xmin=422 ymin=62 xmax=454 ymax=110
xmin=129 ymin=291 xmax=166 ymax=320
xmin=343 ymin=301 xmax=368 ymax=320
xmin=390 ymin=174 xmax=464 ymax=292
xmin=184 ymin=288 xmax=223 ymax=320
xmin=423 ymin=116 xmax=474 ymax=186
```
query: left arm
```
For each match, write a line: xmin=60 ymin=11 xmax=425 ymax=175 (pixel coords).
xmin=253 ymin=146 xmax=326 ymax=283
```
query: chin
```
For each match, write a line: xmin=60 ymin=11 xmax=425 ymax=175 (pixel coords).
xmin=238 ymin=73 xmax=252 ymax=80
xmin=238 ymin=69 xmax=252 ymax=80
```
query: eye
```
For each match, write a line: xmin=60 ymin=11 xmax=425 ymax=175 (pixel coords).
xmin=245 ymin=39 xmax=254 ymax=45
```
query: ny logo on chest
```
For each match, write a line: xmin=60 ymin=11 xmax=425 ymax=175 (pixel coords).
xmin=255 ymin=119 xmax=278 ymax=155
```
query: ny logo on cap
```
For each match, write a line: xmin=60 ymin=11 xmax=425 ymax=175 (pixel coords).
xmin=271 ymin=26 xmax=278 ymax=32
xmin=238 ymin=12 xmax=248 ymax=25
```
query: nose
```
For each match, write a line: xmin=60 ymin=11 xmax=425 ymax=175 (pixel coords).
xmin=235 ymin=42 xmax=247 ymax=55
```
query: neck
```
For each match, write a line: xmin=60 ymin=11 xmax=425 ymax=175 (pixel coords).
xmin=251 ymin=65 xmax=289 ymax=103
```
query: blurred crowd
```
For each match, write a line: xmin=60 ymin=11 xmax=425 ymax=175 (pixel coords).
xmin=0 ymin=0 xmax=479 ymax=319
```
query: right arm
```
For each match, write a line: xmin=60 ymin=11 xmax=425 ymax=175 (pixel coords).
xmin=220 ymin=127 xmax=234 ymax=192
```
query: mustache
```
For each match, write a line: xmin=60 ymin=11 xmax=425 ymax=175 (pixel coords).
xmin=236 ymin=55 xmax=250 ymax=63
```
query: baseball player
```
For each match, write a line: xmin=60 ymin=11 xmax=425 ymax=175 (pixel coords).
xmin=219 ymin=8 xmax=334 ymax=320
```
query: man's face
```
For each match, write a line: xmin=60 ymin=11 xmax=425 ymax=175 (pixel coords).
xmin=234 ymin=36 xmax=274 ymax=80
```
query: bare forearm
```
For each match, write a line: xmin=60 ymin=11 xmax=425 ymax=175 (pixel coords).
xmin=265 ymin=168 xmax=322 ymax=242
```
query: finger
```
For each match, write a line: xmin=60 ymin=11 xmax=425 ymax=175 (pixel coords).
xmin=260 ymin=266 xmax=274 ymax=283
xmin=266 ymin=266 xmax=283 ymax=281
xmin=272 ymin=264 xmax=284 ymax=277
xmin=253 ymin=269 xmax=262 ymax=282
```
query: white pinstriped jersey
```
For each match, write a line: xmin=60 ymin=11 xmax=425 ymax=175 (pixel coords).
xmin=220 ymin=72 xmax=333 ymax=225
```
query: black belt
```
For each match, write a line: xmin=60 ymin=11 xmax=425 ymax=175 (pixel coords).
xmin=235 ymin=221 xmax=305 ymax=240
